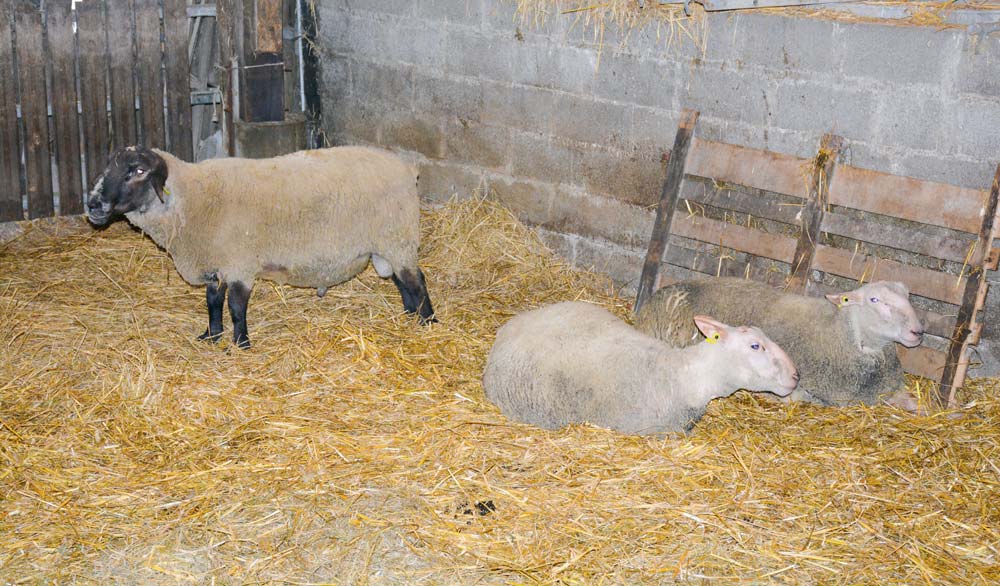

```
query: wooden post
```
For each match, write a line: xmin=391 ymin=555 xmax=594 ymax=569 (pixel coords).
xmin=937 ymin=163 xmax=1000 ymax=408
xmin=243 ymin=0 xmax=284 ymax=122
xmin=786 ymin=133 xmax=843 ymax=293
xmin=14 ymin=0 xmax=53 ymax=219
xmin=47 ymin=1 xmax=84 ymax=215
xmin=634 ymin=109 xmax=700 ymax=313
xmin=0 ymin=0 xmax=22 ymax=221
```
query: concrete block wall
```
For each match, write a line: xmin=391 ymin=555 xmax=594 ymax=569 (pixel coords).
xmin=316 ymin=0 xmax=1000 ymax=376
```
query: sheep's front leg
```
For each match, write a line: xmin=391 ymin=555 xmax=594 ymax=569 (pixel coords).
xmin=198 ymin=280 xmax=228 ymax=342
xmin=227 ymin=281 xmax=253 ymax=349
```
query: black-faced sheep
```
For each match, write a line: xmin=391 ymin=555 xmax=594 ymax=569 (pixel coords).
xmin=634 ymin=278 xmax=924 ymax=408
xmin=482 ymin=301 xmax=799 ymax=435
xmin=86 ymin=146 xmax=435 ymax=348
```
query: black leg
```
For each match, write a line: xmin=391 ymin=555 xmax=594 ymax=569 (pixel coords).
xmin=391 ymin=267 xmax=436 ymax=324
xmin=198 ymin=280 xmax=228 ymax=342
xmin=227 ymin=280 xmax=253 ymax=349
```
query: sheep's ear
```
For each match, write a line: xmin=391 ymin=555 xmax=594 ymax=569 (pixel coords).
xmin=826 ymin=289 xmax=862 ymax=308
xmin=693 ymin=315 xmax=727 ymax=344
xmin=147 ymin=151 xmax=169 ymax=202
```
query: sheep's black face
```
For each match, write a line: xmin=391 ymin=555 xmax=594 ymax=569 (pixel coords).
xmin=86 ymin=146 xmax=168 ymax=226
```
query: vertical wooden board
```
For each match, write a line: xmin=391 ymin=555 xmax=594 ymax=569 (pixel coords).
xmin=76 ymin=0 xmax=110 ymax=185
xmin=282 ymin=0 xmax=298 ymax=114
xmin=216 ymin=0 xmax=239 ymax=153
xmin=0 ymin=0 xmax=23 ymax=221
xmin=14 ymin=0 xmax=53 ymax=219
xmin=634 ymin=109 xmax=699 ymax=313
xmin=133 ymin=0 xmax=164 ymax=149
xmin=46 ymin=1 xmax=83 ymax=215
xmin=162 ymin=0 xmax=191 ymax=159
xmin=106 ymin=0 xmax=136 ymax=149
xmin=786 ymin=134 xmax=843 ymax=293
xmin=938 ymin=164 xmax=1000 ymax=407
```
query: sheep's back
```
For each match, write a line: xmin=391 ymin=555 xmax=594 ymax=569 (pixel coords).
xmin=174 ymin=147 xmax=419 ymax=284
xmin=483 ymin=302 xmax=693 ymax=433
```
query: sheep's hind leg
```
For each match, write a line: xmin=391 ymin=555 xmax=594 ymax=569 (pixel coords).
xmin=227 ymin=281 xmax=253 ymax=349
xmin=198 ymin=280 xmax=228 ymax=342
xmin=392 ymin=267 xmax=436 ymax=324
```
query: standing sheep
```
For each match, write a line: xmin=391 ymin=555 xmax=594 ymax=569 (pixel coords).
xmin=482 ymin=301 xmax=799 ymax=435
xmin=634 ymin=278 xmax=924 ymax=407
xmin=86 ymin=146 xmax=435 ymax=348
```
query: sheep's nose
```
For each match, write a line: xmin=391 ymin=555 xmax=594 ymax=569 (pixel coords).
xmin=86 ymin=197 xmax=101 ymax=211
xmin=911 ymin=328 xmax=924 ymax=338
xmin=792 ymin=370 xmax=800 ymax=382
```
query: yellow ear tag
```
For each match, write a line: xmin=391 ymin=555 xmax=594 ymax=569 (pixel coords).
xmin=706 ymin=332 xmax=720 ymax=344
xmin=838 ymin=295 xmax=849 ymax=308
xmin=163 ymin=187 xmax=171 ymax=196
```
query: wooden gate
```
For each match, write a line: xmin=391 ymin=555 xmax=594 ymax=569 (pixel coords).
xmin=0 ymin=0 xmax=192 ymax=222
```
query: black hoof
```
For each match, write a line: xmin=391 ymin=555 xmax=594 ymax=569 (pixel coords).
xmin=233 ymin=334 xmax=251 ymax=349
xmin=198 ymin=329 xmax=223 ymax=342
xmin=419 ymin=314 xmax=438 ymax=325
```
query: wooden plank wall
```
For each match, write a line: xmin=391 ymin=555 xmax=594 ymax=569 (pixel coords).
xmin=0 ymin=0 xmax=193 ymax=222
xmin=645 ymin=121 xmax=998 ymax=403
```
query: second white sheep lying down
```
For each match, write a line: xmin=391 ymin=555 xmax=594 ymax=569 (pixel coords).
xmin=634 ymin=278 xmax=924 ymax=408
xmin=482 ymin=301 xmax=799 ymax=435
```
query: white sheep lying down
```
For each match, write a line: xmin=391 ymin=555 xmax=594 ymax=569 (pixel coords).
xmin=86 ymin=146 xmax=435 ymax=348
xmin=482 ymin=301 xmax=799 ymax=435
xmin=634 ymin=277 xmax=924 ymax=408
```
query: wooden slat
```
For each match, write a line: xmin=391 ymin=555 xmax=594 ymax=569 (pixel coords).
xmin=47 ymin=1 xmax=83 ymax=215
xmin=134 ymin=0 xmax=165 ymax=149
xmin=162 ymin=0 xmax=192 ymax=159
xmin=661 ymin=239 xmax=791 ymax=287
xmin=830 ymin=164 xmax=986 ymax=235
xmin=77 ymin=0 xmax=110 ymax=185
xmin=634 ymin=109 xmax=699 ymax=313
xmin=897 ymin=345 xmax=947 ymax=382
xmin=788 ymin=134 xmax=843 ymax=292
xmin=14 ymin=0 xmax=52 ymax=219
xmin=812 ymin=244 xmax=966 ymax=306
xmin=820 ymin=212 xmax=975 ymax=265
xmin=938 ymin=164 xmax=1000 ymax=407
xmin=681 ymin=178 xmax=803 ymax=225
xmin=216 ymin=0 xmax=240 ymax=153
xmin=107 ymin=0 xmax=136 ymax=149
xmin=687 ymin=138 xmax=810 ymax=199
xmin=0 ymin=0 xmax=22 ymax=221
xmin=671 ymin=214 xmax=798 ymax=265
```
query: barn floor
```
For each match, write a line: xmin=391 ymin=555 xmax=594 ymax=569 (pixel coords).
xmin=1 ymin=199 xmax=998 ymax=584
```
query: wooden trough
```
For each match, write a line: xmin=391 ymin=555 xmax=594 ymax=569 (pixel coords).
xmin=636 ymin=109 xmax=1000 ymax=408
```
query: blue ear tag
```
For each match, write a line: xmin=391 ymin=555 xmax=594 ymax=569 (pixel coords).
xmin=705 ymin=332 xmax=720 ymax=344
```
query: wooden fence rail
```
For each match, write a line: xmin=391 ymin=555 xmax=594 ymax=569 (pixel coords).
xmin=0 ymin=0 xmax=192 ymax=222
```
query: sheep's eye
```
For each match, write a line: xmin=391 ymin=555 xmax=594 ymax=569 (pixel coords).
xmin=135 ymin=168 xmax=146 ymax=175
xmin=869 ymin=296 xmax=879 ymax=303
xmin=750 ymin=342 xmax=761 ymax=351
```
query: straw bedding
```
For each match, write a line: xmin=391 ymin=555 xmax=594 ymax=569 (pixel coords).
xmin=1 ymin=199 xmax=999 ymax=584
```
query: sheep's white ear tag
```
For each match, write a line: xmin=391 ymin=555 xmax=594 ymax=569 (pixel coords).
xmin=705 ymin=332 xmax=721 ymax=345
